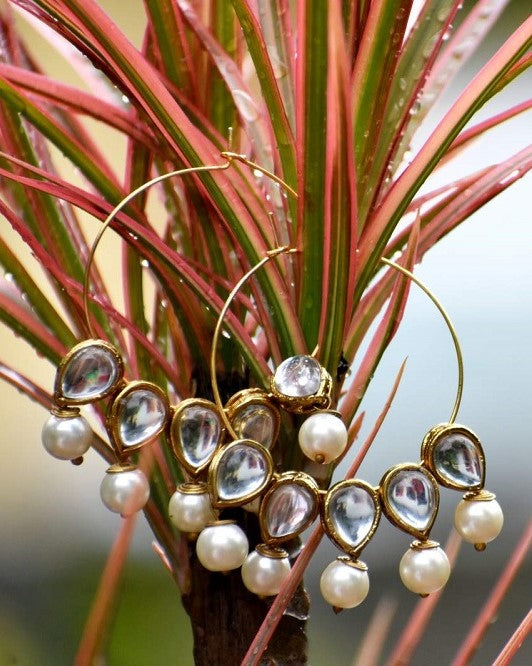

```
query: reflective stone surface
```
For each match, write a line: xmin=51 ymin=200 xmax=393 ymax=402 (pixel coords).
xmin=433 ymin=432 xmax=483 ymax=488
xmin=264 ymin=483 xmax=316 ymax=539
xmin=327 ymin=486 xmax=376 ymax=549
xmin=216 ymin=443 xmax=269 ymax=501
xmin=232 ymin=404 xmax=275 ymax=449
xmin=179 ymin=405 xmax=221 ymax=469
xmin=273 ymin=355 xmax=321 ymax=397
xmin=118 ymin=389 xmax=167 ymax=447
xmin=62 ymin=346 xmax=119 ymax=400
xmin=386 ymin=469 xmax=436 ymax=531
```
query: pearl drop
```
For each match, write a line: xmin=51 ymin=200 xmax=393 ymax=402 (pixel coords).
xmin=454 ymin=497 xmax=503 ymax=546
xmin=298 ymin=412 xmax=348 ymax=463
xmin=241 ymin=548 xmax=291 ymax=596
xmin=100 ymin=467 xmax=150 ymax=516
xmin=399 ymin=544 xmax=450 ymax=595
xmin=320 ymin=558 xmax=370 ymax=609
xmin=41 ymin=413 xmax=93 ymax=460
xmin=195 ymin=522 xmax=249 ymax=572
xmin=168 ymin=485 xmax=216 ymax=534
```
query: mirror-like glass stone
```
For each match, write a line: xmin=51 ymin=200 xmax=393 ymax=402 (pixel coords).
xmin=180 ymin=405 xmax=221 ymax=468
xmin=232 ymin=405 xmax=275 ymax=449
xmin=62 ymin=346 xmax=119 ymax=400
xmin=433 ymin=433 xmax=483 ymax=488
xmin=387 ymin=470 xmax=436 ymax=531
xmin=327 ymin=487 xmax=376 ymax=549
xmin=118 ymin=389 xmax=167 ymax=447
xmin=216 ymin=444 xmax=268 ymax=501
xmin=273 ymin=356 xmax=321 ymax=397
xmin=264 ymin=484 xmax=316 ymax=539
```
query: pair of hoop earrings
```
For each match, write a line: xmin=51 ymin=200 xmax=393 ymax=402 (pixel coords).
xmin=41 ymin=153 xmax=503 ymax=608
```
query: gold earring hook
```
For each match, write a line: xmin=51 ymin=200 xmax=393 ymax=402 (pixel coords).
xmin=220 ymin=151 xmax=298 ymax=200
xmin=83 ymin=153 xmax=297 ymax=338
xmin=381 ymin=257 xmax=464 ymax=424
xmin=210 ymin=246 xmax=298 ymax=439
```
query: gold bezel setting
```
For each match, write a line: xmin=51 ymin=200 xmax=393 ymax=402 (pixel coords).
xmin=421 ymin=423 xmax=485 ymax=492
xmin=55 ymin=339 xmax=124 ymax=406
xmin=409 ymin=539 xmax=440 ymax=551
xmin=269 ymin=355 xmax=332 ymax=414
xmin=463 ymin=489 xmax=495 ymax=502
xmin=336 ymin=555 xmax=368 ymax=571
xmin=176 ymin=481 xmax=210 ymax=495
xmin=225 ymin=388 xmax=281 ymax=450
xmin=106 ymin=462 xmax=136 ymax=474
xmin=322 ymin=479 xmax=381 ymax=558
xmin=255 ymin=543 xmax=289 ymax=559
xmin=169 ymin=398 xmax=225 ymax=477
xmin=208 ymin=439 xmax=274 ymax=509
xmin=379 ymin=463 xmax=440 ymax=540
xmin=259 ymin=471 xmax=320 ymax=545
xmin=107 ymin=380 xmax=170 ymax=455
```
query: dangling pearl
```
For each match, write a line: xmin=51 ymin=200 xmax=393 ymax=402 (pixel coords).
xmin=399 ymin=541 xmax=450 ymax=595
xmin=454 ymin=493 xmax=503 ymax=549
xmin=241 ymin=545 xmax=291 ymax=596
xmin=195 ymin=520 xmax=249 ymax=572
xmin=100 ymin=464 xmax=150 ymax=516
xmin=168 ymin=482 xmax=216 ymax=536
xmin=320 ymin=557 xmax=369 ymax=609
xmin=298 ymin=411 xmax=348 ymax=464
xmin=41 ymin=412 xmax=92 ymax=460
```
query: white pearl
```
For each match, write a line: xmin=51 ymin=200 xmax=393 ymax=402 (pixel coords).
xmin=241 ymin=549 xmax=291 ymax=596
xmin=454 ymin=497 xmax=503 ymax=546
xmin=195 ymin=522 xmax=249 ymax=572
xmin=100 ymin=467 xmax=150 ymax=516
xmin=41 ymin=413 xmax=92 ymax=460
xmin=399 ymin=544 xmax=450 ymax=595
xmin=298 ymin=412 xmax=348 ymax=463
xmin=320 ymin=558 xmax=369 ymax=609
xmin=168 ymin=486 xmax=216 ymax=534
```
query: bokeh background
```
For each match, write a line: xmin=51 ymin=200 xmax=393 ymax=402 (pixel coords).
xmin=0 ymin=1 xmax=530 ymax=664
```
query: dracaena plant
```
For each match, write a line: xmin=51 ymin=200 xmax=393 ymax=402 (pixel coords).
xmin=0 ymin=0 xmax=530 ymax=664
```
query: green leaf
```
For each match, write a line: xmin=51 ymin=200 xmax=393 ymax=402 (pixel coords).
xmin=0 ymin=236 xmax=76 ymax=349
xmin=297 ymin=0 xmax=329 ymax=350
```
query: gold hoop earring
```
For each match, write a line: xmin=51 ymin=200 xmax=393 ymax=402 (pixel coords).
xmin=42 ymin=155 xmax=245 ymax=517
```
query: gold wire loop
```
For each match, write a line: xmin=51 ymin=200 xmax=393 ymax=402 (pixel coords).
xmin=83 ymin=162 xmax=230 ymax=337
xmin=210 ymin=247 xmax=298 ymax=439
xmin=220 ymin=151 xmax=298 ymax=199
xmin=381 ymin=257 xmax=464 ymax=423
xmin=83 ymin=152 xmax=297 ymax=337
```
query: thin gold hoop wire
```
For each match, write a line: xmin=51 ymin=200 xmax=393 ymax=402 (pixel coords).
xmin=83 ymin=152 xmax=298 ymax=338
xmin=210 ymin=246 xmax=298 ymax=439
xmin=381 ymin=257 xmax=463 ymax=424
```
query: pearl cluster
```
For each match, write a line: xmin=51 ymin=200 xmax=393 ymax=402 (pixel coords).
xmin=42 ymin=343 xmax=503 ymax=609
xmin=42 ymin=339 xmax=159 ymax=517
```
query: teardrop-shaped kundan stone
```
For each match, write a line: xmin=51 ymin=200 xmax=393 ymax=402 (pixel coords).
xmin=385 ymin=468 xmax=437 ymax=534
xmin=60 ymin=342 xmax=122 ymax=402
xmin=214 ymin=442 xmax=271 ymax=504
xmin=263 ymin=483 xmax=317 ymax=540
xmin=326 ymin=484 xmax=378 ymax=551
xmin=178 ymin=403 xmax=221 ymax=471
xmin=273 ymin=355 xmax=321 ymax=397
xmin=433 ymin=430 xmax=484 ymax=489
xmin=232 ymin=404 xmax=276 ymax=449
xmin=116 ymin=388 xmax=168 ymax=448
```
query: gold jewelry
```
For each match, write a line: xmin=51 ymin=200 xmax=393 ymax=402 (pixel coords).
xmin=43 ymin=153 xmax=286 ymax=517
xmin=225 ymin=388 xmax=281 ymax=450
